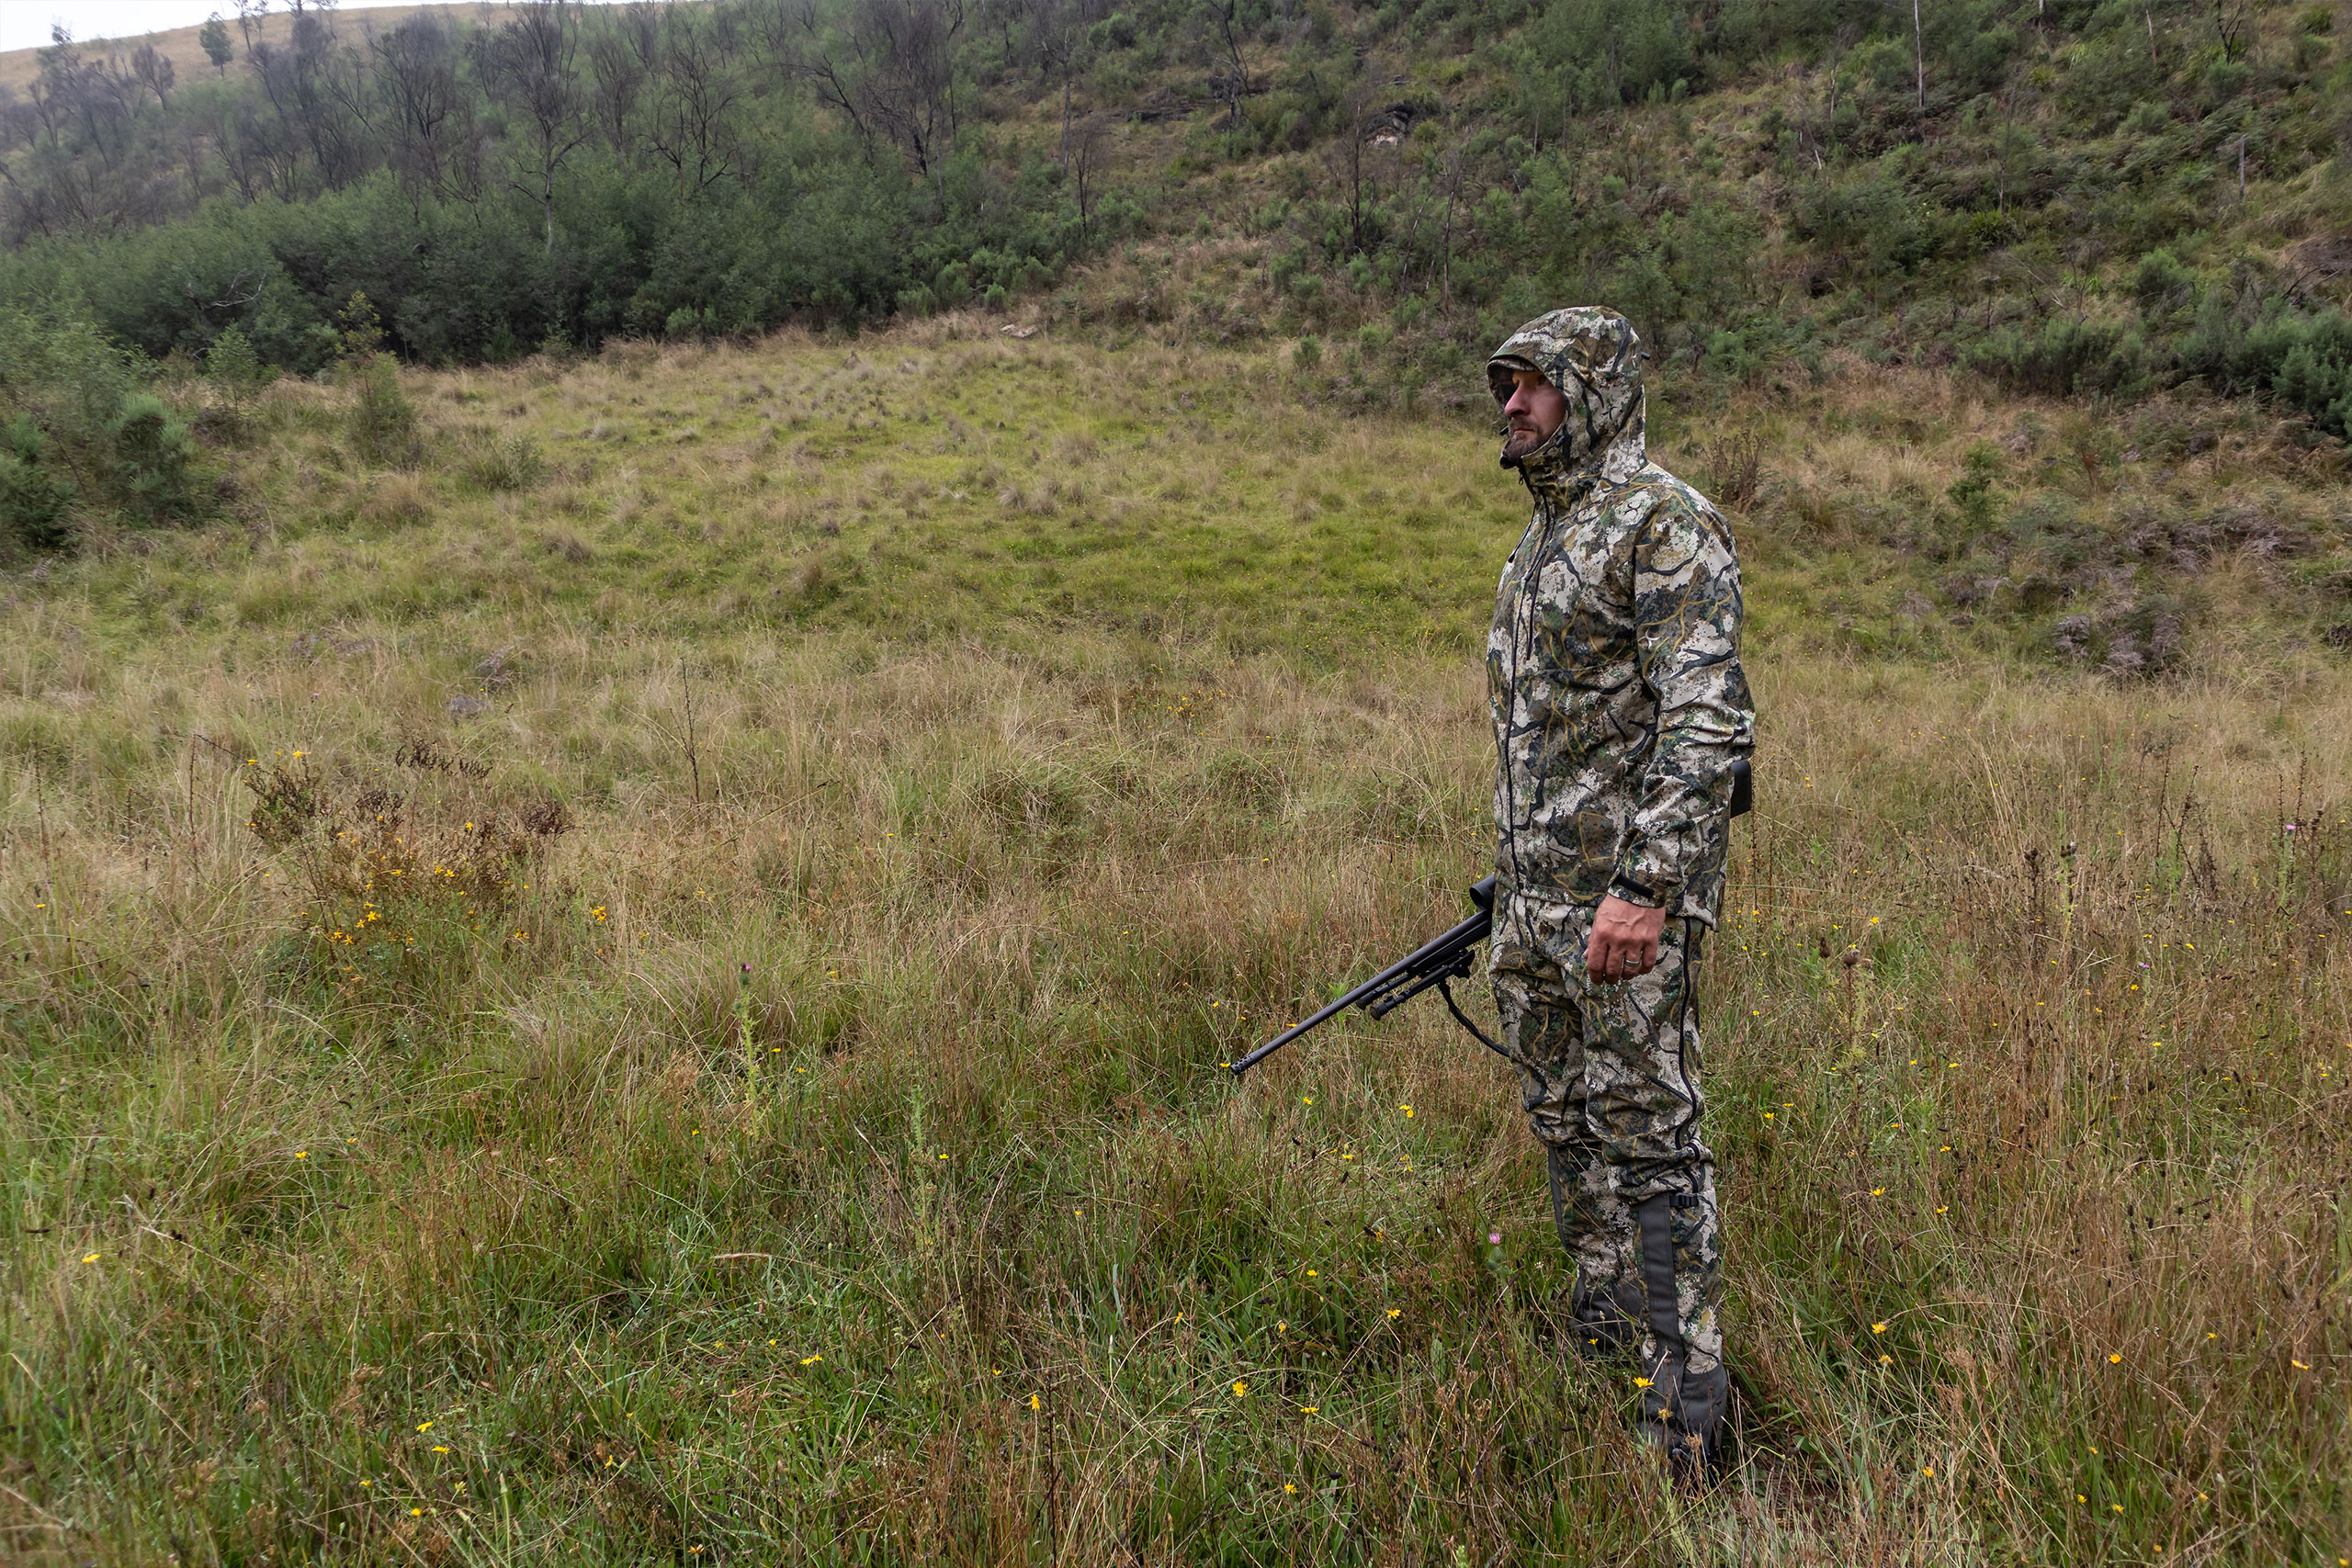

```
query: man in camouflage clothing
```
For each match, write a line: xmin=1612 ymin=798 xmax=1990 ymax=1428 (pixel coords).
xmin=1483 ymin=307 xmax=1755 ymax=1477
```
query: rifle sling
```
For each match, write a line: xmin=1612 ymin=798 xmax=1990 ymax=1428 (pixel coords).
xmin=1436 ymin=976 xmax=1508 ymax=1060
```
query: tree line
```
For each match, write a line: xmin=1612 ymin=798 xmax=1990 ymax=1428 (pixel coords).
xmin=0 ymin=0 xmax=1142 ymax=367
xmin=1 ymin=0 xmax=2347 ymax=437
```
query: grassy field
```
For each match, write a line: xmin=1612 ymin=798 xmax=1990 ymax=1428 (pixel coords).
xmin=4 ymin=321 xmax=2350 ymax=1564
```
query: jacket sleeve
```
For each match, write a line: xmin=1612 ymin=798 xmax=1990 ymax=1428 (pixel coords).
xmin=1608 ymin=496 xmax=1756 ymax=912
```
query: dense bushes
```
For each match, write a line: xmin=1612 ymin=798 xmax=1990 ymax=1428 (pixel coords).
xmin=2190 ymin=298 xmax=2352 ymax=435
xmin=1964 ymin=276 xmax=2352 ymax=440
xmin=0 ymin=4 xmax=1102 ymax=374
xmin=0 ymin=308 xmax=207 ymax=549
xmin=0 ymin=145 xmax=1087 ymax=374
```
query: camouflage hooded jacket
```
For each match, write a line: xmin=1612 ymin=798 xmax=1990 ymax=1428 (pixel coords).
xmin=1485 ymin=308 xmax=1755 ymax=926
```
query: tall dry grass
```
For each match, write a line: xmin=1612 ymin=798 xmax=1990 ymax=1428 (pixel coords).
xmin=1 ymin=328 xmax=2346 ymax=1563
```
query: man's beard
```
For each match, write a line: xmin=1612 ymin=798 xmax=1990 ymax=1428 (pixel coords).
xmin=1499 ymin=424 xmax=1551 ymax=465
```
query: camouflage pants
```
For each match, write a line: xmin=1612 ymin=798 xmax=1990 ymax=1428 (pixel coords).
xmin=1489 ymin=895 xmax=1725 ymax=1454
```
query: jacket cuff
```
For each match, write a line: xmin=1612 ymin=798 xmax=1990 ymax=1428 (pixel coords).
xmin=1607 ymin=870 xmax=1671 ymax=908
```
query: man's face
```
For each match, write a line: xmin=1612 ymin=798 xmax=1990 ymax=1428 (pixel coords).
xmin=1500 ymin=367 xmax=1567 ymax=462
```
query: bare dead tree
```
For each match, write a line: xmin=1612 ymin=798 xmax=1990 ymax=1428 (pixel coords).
xmin=587 ymin=18 xmax=651 ymax=153
xmin=1326 ymin=83 xmax=1389 ymax=259
xmin=249 ymin=0 xmax=368 ymax=191
xmin=39 ymin=30 xmax=141 ymax=178
xmin=477 ymin=0 xmax=591 ymax=252
xmin=1911 ymin=0 xmax=1926 ymax=112
xmin=197 ymin=90 xmax=264 ymax=199
xmin=1203 ymin=0 xmax=1250 ymax=130
xmin=234 ymin=0 xmax=269 ymax=54
xmin=0 ymin=144 xmax=96 ymax=240
xmin=370 ymin=11 xmax=466 ymax=203
xmin=130 ymin=44 xmax=176 ymax=109
xmin=780 ymin=0 xmax=875 ymax=150
xmin=786 ymin=0 xmax=966 ymax=175
xmin=648 ymin=7 xmax=745 ymax=194
xmin=1019 ymin=0 xmax=1100 ymax=169
xmin=1067 ymin=110 xmax=1108 ymax=242
xmin=1434 ymin=117 xmax=1478 ymax=312
xmin=2213 ymin=0 xmax=2250 ymax=61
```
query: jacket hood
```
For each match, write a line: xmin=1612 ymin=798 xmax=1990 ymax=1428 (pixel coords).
xmin=1487 ymin=307 xmax=1648 ymax=495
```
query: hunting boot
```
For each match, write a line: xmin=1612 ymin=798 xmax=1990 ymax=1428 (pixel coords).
xmin=1632 ymin=1189 xmax=1728 ymax=1485
xmin=1550 ymin=1145 xmax=1642 ymax=1357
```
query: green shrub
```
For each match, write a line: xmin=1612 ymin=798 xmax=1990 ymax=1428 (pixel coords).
xmin=464 ymin=433 xmax=547 ymax=493
xmin=206 ymin=325 xmax=275 ymax=409
xmin=1964 ymin=317 xmax=2127 ymax=396
xmin=2132 ymin=249 xmax=2197 ymax=310
xmin=1945 ymin=442 xmax=2004 ymax=535
xmin=348 ymin=356 xmax=423 ymax=467
xmin=0 ymin=304 xmax=209 ymax=548
xmin=333 ymin=292 xmax=424 ymax=467
xmin=2263 ymin=327 xmax=2352 ymax=436
xmin=0 ymin=416 xmax=74 ymax=548
xmin=2177 ymin=294 xmax=2352 ymax=437
xmin=108 ymin=393 xmax=203 ymax=522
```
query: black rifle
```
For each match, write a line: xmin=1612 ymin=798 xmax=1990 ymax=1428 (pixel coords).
xmin=1229 ymin=758 xmax=1752 ymax=1080
xmin=1229 ymin=875 xmax=1504 ymax=1077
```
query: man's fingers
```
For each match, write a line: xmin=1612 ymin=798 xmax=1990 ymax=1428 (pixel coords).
xmin=1589 ymin=941 xmax=1658 ymax=980
xmin=1585 ymin=934 xmax=1656 ymax=981
xmin=1585 ymin=915 xmax=1666 ymax=981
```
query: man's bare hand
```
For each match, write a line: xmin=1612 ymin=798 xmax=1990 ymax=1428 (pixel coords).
xmin=1586 ymin=896 xmax=1667 ymax=983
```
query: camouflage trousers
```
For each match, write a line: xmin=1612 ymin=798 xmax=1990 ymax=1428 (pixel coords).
xmin=1489 ymin=895 xmax=1726 ymax=1459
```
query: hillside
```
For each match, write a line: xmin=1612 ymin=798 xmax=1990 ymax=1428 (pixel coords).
xmin=4 ymin=0 xmax=2349 ymax=407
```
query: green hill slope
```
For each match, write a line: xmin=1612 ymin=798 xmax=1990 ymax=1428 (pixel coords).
xmin=4 ymin=0 xmax=2348 ymax=410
